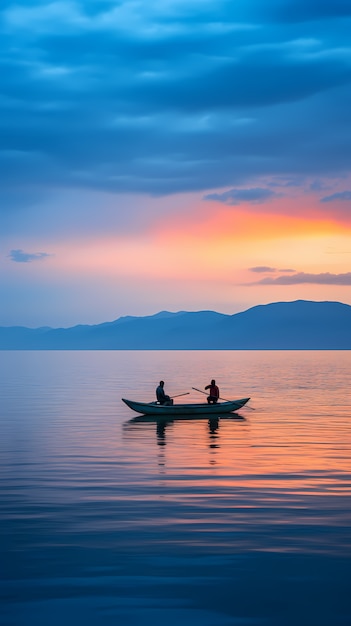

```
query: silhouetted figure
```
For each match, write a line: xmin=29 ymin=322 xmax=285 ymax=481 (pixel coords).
xmin=205 ymin=379 xmax=219 ymax=404
xmin=156 ymin=380 xmax=173 ymax=405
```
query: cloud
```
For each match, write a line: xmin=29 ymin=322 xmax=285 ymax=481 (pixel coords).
xmin=0 ymin=0 xmax=351 ymax=201
xmin=266 ymin=0 xmax=351 ymax=22
xmin=8 ymin=249 xmax=52 ymax=263
xmin=248 ymin=271 xmax=351 ymax=285
xmin=204 ymin=188 xmax=281 ymax=205
xmin=249 ymin=266 xmax=296 ymax=273
xmin=249 ymin=266 xmax=277 ymax=273
xmin=320 ymin=190 xmax=351 ymax=203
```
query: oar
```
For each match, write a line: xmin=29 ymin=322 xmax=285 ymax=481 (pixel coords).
xmin=171 ymin=392 xmax=190 ymax=399
xmin=192 ymin=386 xmax=208 ymax=396
xmin=237 ymin=403 xmax=255 ymax=411
xmin=192 ymin=387 xmax=255 ymax=410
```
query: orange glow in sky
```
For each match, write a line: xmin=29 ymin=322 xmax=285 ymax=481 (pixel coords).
xmin=43 ymin=197 xmax=350 ymax=283
xmin=4 ymin=191 xmax=351 ymax=326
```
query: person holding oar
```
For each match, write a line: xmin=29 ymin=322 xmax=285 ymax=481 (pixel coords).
xmin=192 ymin=384 xmax=255 ymax=410
xmin=156 ymin=381 xmax=190 ymax=405
xmin=156 ymin=380 xmax=173 ymax=405
xmin=204 ymin=379 xmax=220 ymax=404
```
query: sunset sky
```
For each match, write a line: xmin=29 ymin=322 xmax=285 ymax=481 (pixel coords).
xmin=1 ymin=0 xmax=351 ymax=327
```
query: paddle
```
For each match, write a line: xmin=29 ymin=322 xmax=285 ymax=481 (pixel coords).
xmin=192 ymin=386 xmax=255 ymax=410
xmin=171 ymin=392 xmax=190 ymax=399
xmin=153 ymin=392 xmax=189 ymax=405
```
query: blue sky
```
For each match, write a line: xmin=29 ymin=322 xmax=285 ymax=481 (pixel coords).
xmin=1 ymin=0 xmax=351 ymax=327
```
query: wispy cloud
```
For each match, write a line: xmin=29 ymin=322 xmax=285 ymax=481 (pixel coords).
xmin=9 ymin=249 xmax=52 ymax=263
xmin=249 ymin=266 xmax=277 ymax=273
xmin=204 ymin=188 xmax=281 ymax=205
xmin=320 ymin=191 xmax=351 ymax=203
xmin=249 ymin=266 xmax=296 ymax=273
xmin=248 ymin=271 xmax=351 ymax=285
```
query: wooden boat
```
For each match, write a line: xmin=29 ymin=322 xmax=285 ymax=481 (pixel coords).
xmin=122 ymin=397 xmax=250 ymax=416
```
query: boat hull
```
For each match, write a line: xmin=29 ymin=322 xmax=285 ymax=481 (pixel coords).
xmin=122 ymin=397 xmax=250 ymax=416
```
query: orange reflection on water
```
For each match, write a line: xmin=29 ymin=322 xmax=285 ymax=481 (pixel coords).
xmin=123 ymin=408 xmax=351 ymax=503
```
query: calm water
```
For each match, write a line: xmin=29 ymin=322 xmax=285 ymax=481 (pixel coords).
xmin=1 ymin=351 xmax=351 ymax=626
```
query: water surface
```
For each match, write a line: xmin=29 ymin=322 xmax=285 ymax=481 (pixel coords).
xmin=1 ymin=351 xmax=351 ymax=625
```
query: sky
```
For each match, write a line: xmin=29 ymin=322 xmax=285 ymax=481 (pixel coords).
xmin=1 ymin=0 xmax=351 ymax=327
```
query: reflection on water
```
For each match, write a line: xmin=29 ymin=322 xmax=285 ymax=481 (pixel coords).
xmin=125 ymin=415 xmax=227 ymax=469
xmin=124 ymin=414 xmax=245 ymax=468
xmin=1 ymin=350 xmax=351 ymax=626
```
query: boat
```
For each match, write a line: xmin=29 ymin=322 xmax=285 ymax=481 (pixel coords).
xmin=122 ymin=397 xmax=250 ymax=416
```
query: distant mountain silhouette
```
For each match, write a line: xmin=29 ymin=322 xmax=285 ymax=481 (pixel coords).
xmin=1 ymin=300 xmax=351 ymax=349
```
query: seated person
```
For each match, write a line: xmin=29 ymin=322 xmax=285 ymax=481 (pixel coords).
xmin=205 ymin=379 xmax=219 ymax=404
xmin=156 ymin=380 xmax=173 ymax=405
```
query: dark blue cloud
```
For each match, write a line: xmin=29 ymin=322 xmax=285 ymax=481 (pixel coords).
xmin=205 ymin=188 xmax=280 ymax=205
xmin=8 ymin=249 xmax=52 ymax=263
xmin=320 ymin=191 xmax=351 ymax=202
xmin=266 ymin=0 xmax=351 ymax=22
xmin=0 ymin=0 xmax=350 ymax=202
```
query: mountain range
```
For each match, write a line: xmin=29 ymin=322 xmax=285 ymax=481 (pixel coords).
xmin=1 ymin=300 xmax=351 ymax=350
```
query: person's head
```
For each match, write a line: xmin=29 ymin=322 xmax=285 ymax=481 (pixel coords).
xmin=211 ymin=379 xmax=215 ymax=385
xmin=159 ymin=380 xmax=164 ymax=387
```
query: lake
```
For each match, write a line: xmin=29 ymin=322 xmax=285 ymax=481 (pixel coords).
xmin=1 ymin=350 xmax=351 ymax=626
